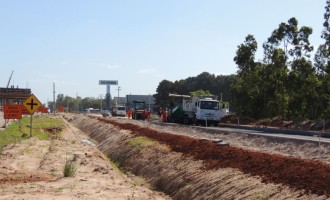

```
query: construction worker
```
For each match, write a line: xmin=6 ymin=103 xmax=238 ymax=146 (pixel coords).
xmin=158 ymin=108 xmax=163 ymax=122
xmin=127 ymin=108 xmax=132 ymax=119
xmin=163 ymin=108 xmax=168 ymax=122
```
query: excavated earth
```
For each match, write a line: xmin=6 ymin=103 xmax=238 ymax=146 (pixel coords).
xmin=67 ymin=113 xmax=330 ymax=200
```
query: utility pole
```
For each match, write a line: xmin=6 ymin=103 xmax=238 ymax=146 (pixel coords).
xmin=99 ymin=94 xmax=103 ymax=111
xmin=148 ymin=94 xmax=151 ymax=111
xmin=116 ymin=86 xmax=121 ymax=104
xmin=53 ymin=82 xmax=56 ymax=115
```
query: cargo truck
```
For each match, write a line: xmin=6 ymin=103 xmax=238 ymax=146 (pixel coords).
xmin=168 ymin=93 xmax=228 ymax=126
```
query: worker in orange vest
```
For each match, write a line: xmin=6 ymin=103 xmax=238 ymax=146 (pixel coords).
xmin=127 ymin=108 xmax=132 ymax=119
xmin=163 ymin=108 xmax=168 ymax=122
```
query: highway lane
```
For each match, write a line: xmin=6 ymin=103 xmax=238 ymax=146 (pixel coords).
xmin=93 ymin=115 xmax=330 ymax=145
xmin=153 ymin=120 xmax=330 ymax=145
xmin=193 ymin=125 xmax=330 ymax=145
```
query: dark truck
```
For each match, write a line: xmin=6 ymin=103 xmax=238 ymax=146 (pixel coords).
xmin=132 ymin=100 xmax=150 ymax=120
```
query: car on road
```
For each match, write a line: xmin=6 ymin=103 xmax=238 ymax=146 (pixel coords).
xmin=101 ymin=110 xmax=111 ymax=117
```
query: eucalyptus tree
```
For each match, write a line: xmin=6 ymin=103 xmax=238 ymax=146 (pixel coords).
xmin=232 ymin=34 xmax=261 ymax=118
xmin=314 ymin=0 xmax=330 ymax=118
xmin=266 ymin=17 xmax=313 ymax=62
xmin=262 ymin=48 xmax=288 ymax=118
xmin=288 ymin=58 xmax=320 ymax=119
xmin=265 ymin=17 xmax=315 ymax=119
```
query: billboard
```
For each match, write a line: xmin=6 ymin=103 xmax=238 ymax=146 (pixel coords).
xmin=99 ymin=80 xmax=118 ymax=85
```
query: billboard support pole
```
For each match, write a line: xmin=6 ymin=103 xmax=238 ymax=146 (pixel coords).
xmin=99 ymin=80 xmax=118 ymax=111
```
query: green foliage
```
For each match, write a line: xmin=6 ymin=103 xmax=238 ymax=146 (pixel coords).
xmin=48 ymin=94 xmax=111 ymax=112
xmin=129 ymin=137 xmax=155 ymax=149
xmin=63 ymin=157 xmax=77 ymax=177
xmin=190 ymin=89 xmax=212 ymax=97
xmin=154 ymin=72 xmax=235 ymax=108
xmin=230 ymin=2 xmax=330 ymax=120
xmin=0 ymin=115 xmax=62 ymax=151
xmin=111 ymin=160 xmax=124 ymax=173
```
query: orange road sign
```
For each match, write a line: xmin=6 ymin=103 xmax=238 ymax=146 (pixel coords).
xmin=4 ymin=104 xmax=22 ymax=119
xmin=21 ymin=105 xmax=31 ymax=115
xmin=23 ymin=94 xmax=42 ymax=114
xmin=38 ymin=105 xmax=49 ymax=113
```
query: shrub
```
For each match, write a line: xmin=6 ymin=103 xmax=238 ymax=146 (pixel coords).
xmin=63 ymin=157 xmax=77 ymax=177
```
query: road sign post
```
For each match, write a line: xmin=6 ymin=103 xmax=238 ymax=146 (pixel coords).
xmin=22 ymin=94 xmax=42 ymax=137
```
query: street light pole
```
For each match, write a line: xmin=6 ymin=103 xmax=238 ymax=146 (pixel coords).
xmin=99 ymin=94 xmax=103 ymax=111
xmin=148 ymin=94 xmax=150 ymax=111
xmin=117 ymin=86 xmax=121 ymax=104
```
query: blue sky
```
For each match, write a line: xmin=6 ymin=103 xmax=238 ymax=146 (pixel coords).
xmin=0 ymin=0 xmax=326 ymax=104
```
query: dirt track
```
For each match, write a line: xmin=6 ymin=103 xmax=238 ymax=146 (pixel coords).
xmin=0 ymin=114 xmax=170 ymax=200
xmin=67 ymin=114 xmax=330 ymax=199
xmin=3 ymin=113 xmax=329 ymax=199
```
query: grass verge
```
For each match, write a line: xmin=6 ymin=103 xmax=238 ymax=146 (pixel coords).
xmin=129 ymin=136 xmax=155 ymax=149
xmin=0 ymin=115 xmax=63 ymax=151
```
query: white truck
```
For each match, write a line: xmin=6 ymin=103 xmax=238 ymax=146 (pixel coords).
xmin=112 ymin=105 xmax=126 ymax=117
xmin=168 ymin=93 xmax=228 ymax=126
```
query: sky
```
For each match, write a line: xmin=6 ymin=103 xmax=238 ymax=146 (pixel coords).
xmin=0 ymin=0 xmax=326 ymax=104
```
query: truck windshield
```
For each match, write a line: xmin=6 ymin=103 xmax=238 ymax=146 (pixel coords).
xmin=118 ymin=107 xmax=125 ymax=111
xmin=134 ymin=103 xmax=144 ymax=110
xmin=200 ymin=101 xmax=219 ymax=110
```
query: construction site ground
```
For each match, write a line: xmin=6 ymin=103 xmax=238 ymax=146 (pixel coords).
xmin=0 ymin=113 xmax=170 ymax=200
xmin=1 ymin=113 xmax=330 ymax=199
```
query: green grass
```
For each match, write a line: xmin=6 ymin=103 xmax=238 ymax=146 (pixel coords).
xmin=63 ymin=157 xmax=77 ymax=177
xmin=0 ymin=115 xmax=63 ymax=151
xmin=129 ymin=137 xmax=155 ymax=149
xmin=112 ymin=160 xmax=124 ymax=173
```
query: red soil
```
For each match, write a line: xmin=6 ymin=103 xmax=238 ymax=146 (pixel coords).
xmin=97 ymin=117 xmax=330 ymax=196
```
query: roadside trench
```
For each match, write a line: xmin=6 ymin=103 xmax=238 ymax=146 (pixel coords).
xmin=67 ymin=114 xmax=330 ymax=200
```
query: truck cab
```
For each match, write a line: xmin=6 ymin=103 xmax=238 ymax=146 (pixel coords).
xmin=132 ymin=100 xmax=150 ymax=120
xmin=195 ymin=98 xmax=223 ymax=126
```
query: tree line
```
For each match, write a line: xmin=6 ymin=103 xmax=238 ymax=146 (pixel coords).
xmin=48 ymin=94 xmax=107 ymax=112
xmin=231 ymin=1 xmax=330 ymax=120
xmin=154 ymin=72 xmax=235 ymax=109
xmin=155 ymin=1 xmax=330 ymax=120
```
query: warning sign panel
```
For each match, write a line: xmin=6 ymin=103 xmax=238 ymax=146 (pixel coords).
xmin=4 ymin=104 xmax=22 ymax=119
xmin=23 ymin=94 xmax=42 ymax=114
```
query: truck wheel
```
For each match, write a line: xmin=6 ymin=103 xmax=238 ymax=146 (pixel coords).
xmin=195 ymin=120 xmax=199 ymax=126
xmin=183 ymin=117 xmax=189 ymax=125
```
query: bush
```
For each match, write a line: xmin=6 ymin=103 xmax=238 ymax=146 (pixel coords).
xmin=63 ymin=157 xmax=77 ymax=177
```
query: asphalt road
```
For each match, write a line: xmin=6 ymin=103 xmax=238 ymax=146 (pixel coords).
xmin=91 ymin=115 xmax=330 ymax=145
xmin=195 ymin=125 xmax=330 ymax=145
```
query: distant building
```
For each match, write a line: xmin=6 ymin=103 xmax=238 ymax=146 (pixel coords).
xmin=125 ymin=94 xmax=155 ymax=112
xmin=113 ymin=97 xmax=126 ymax=105
xmin=0 ymin=87 xmax=31 ymax=111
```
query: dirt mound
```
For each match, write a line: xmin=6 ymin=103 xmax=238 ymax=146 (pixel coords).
xmin=221 ymin=115 xmax=330 ymax=132
xmin=97 ymin=117 xmax=330 ymax=197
